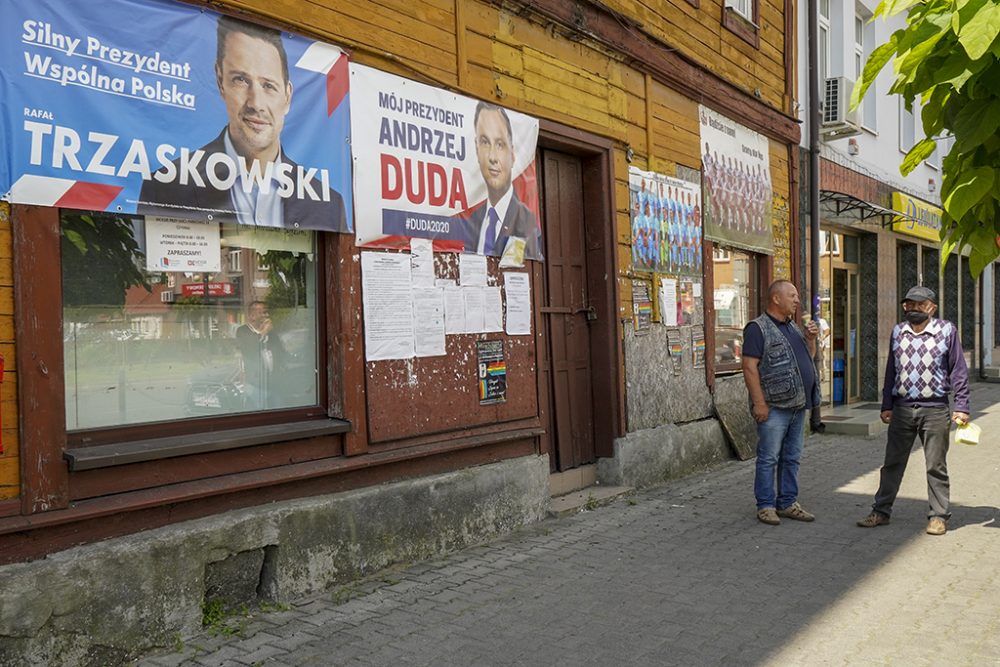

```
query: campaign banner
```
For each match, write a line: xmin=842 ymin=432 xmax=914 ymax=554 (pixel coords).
xmin=629 ymin=167 xmax=702 ymax=276
xmin=699 ymin=106 xmax=774 ymax=255
xmin=350 ymin=64 xmax=543 ymax=261
xmin=0 ymin=0 xmax=353 ymax=233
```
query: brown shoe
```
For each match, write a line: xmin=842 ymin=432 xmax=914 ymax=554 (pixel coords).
xmin=776 ymin=502 xmax=815 ymax=522
xmin=757 ymin=508 xmax=780 ymax=525
xmin=857 ymin=511 xmax=890 ymax=528
xmin=927 ymin=517 xmax=947 ymax=535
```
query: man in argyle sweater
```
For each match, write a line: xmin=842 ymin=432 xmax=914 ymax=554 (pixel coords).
xmin=857 ymin=285 xmax=970 ymax=536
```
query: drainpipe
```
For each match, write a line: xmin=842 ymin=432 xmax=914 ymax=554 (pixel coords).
xmin=808 ymin=0 xmax=821 ymax=319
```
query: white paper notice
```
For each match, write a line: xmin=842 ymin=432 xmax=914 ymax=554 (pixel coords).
xmin=693 ymin=282 xmax=703 ymax=298
xmin=459 ymin=253 xmax=488 ymax=286
xmin=504 ymin=272 xmax=531 ymax=335
xmin=444 ymin=286 xmax=465 ymax=334
xmin=484 ymin=287 xmax=504 ymax=332
xmin=409 ymin=238 xmax=435 ymax=288
xmin=412 ymin=288 xmax=446 ymax=357
xmin=660 ymin=278 xmax=678 ymax=327
xmin=146 ymin=217 xmax=221 ymax=272
xmin=464 ymin=287 xmax=486 ymax=333
xmin=361 ymin=252 xmax=415 ymax=361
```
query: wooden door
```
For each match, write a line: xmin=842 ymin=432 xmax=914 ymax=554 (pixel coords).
xmin=540 ymin=150 xmax=595 ymax=470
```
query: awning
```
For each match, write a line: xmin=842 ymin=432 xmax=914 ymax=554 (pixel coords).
xmin=819 ymin=190 xmax=906 ymax=227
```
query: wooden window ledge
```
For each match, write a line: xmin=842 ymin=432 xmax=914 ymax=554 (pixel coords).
xmin=64 ymin=419 xmax=352 ymax=471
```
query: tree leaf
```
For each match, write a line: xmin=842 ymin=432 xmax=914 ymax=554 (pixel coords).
xmin=958 ymin=0 xmax=1000 ymax=60
xmin=943 ymin=166 xmax=994 ymax=221
xmin=851 ymin=39 xmax=898 ymax=110
xmin=901 ymin=138 xmax=939 ymax=175
xmin=63 ymin=228 xmax=88 ymax=255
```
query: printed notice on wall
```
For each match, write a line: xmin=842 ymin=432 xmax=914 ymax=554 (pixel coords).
xmin=484 ymin=287 xmax=504 ymax=332
xmin=660 ymin=277 xmax=678 ymax=327
xmin=459 ymin=253 xmax=488 ymax=286
xmin=409 ymin=238 xmax=435 ymax=288
xmin=145 ymin=217 xmax=221 ymax=272
xmin=503 ymin=272 xmax=531 ymax=335
xmin=477 ymin=340 xmax=507 ymax=405
xmin=692 ymin=327 xmax=706 ymax=369
xmin=667 ymin=329 xmax=684 ymax=375
xmin=444 ymin=285 xmax=465 ymax=334
xmin=633 ymin=280 xmax=652 ymax=332
xmin=413 ymin=287 xmax=446 ymax=357
xmin=361 ymin=251 xmax=415 ymax=360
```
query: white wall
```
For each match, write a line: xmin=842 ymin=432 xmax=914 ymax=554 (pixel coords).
xmin=796 ymin=0 xmax=942 ymax=203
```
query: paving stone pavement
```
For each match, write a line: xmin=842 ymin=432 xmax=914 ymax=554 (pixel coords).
xmin=136 ymin=382 xmax=1000 ymax=667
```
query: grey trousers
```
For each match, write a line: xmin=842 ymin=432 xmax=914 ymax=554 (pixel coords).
xmin=873 ymin=404 xmax=952 ymax=519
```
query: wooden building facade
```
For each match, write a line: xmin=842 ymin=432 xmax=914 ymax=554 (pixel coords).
xmin=0 ymin=0 xmax=798 ymax=568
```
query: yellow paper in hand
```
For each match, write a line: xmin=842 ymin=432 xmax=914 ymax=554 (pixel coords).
xmin=956 ymin=421 xmax=981 ymax=445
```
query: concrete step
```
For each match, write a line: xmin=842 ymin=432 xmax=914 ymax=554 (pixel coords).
xmin=821 ymin=419 xmax=886 ymax=436
xmin=982 ymin=366 xmax=1000 ymax=379
xmin=548 ymin=485 xmax=634 ymax=518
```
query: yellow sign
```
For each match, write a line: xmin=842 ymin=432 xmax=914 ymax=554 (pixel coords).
xmin=891 ymin=192 xmax=942 ymax=242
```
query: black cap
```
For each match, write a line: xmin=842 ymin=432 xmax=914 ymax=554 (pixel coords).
xmin=902 ymin=285 xmax=937 ymax=304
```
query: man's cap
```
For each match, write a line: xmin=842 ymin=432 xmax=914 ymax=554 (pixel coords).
xmin=901 ymin=285 xmax=937 ymax=304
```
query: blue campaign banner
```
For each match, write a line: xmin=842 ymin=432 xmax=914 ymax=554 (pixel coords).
xmin=0 ymin=0 xmax=353 ymax=232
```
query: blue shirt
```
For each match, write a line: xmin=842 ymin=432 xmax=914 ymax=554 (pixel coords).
xmin=744 ymin=313 xmax=817 ymax=410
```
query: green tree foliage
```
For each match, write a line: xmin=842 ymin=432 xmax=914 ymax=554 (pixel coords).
xmin=61 ymin=212 xmax=149 ymax=307
xmin=852 ymin=0 xmax=1000 ymax=277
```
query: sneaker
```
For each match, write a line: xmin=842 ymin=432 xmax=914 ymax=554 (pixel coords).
xmin=776 ymin=502 xmax=815 ymax=522
xmin=857 ymin=512 xmax=890 ymax=528
xmin=757 ymin=508 xmax=780 ymax=525
xmin=926 ymin=517 xmax=947 ymax=535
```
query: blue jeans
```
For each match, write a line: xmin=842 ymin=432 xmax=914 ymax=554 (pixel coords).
xmin=754 ymin=407 xmax=806 ymax=510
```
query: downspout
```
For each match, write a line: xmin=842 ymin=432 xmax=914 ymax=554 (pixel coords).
xmin=808 ymin=0 xmax=821 ymax=319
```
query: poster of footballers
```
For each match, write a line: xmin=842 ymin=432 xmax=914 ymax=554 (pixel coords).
xmin=628 ymin=167 xmax=702 ymax=276
xmin=699 ymin=105 xmax=774 ymax=255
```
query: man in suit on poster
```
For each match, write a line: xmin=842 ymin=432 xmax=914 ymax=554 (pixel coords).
xmin=138 ymin=15 xmax=346 ymax=232
xmin=461 ymin=102 xmax=543 ymax=260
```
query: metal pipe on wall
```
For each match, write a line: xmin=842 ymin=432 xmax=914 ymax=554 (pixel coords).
xmin=808 ymin=0 xmax=821 ymax=319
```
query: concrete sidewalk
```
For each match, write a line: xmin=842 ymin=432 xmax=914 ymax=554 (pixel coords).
xmin=138 ymin=383 xmax=1000 ymax=666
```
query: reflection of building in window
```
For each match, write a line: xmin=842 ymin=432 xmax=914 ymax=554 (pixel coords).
xmin=819 ymin=230 xmax=841 ymax=256
xmin=60 ymin=212 xmax=320 ymax=431
xmin=712 ymin=246 xmax=760 ymax=372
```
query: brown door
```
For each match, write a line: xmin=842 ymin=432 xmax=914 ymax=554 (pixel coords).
xmin=540 ymin=149 xmax=595 ymax=471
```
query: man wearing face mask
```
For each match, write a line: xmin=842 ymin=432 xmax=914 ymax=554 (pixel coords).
xmin=857 ymin=285 xmax=969 ymax=535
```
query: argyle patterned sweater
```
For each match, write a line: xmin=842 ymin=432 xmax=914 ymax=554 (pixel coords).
xmin=880 ymin=318 xmax=970 ymax=413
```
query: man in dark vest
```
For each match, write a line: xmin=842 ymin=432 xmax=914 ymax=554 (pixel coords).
xmin=742 ymin=280 xmax=820 ymax=525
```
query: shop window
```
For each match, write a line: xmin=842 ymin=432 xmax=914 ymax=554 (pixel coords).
xmin=723 ymin=0 xmax=760 ymax=48
xmin=61 ymin=211 xmax=322 ymax=436
xmin=713 ymin=247 xmax=761 ymax=372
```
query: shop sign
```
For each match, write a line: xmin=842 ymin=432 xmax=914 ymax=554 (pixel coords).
xmin=350 ymin=65 xmax=543 ymax=261
xmin=180 ymin=282 xmax=235 ymax=297
xmin=699 ymin=105 xmax=774 ymax=255
xmin=0 ymin=0 xmax=353 ymax=233
xmin=891 ymin=192 xmax=942 ymax=242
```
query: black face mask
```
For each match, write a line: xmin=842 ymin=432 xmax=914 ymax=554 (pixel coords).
xmin=904 ymin=310 xmax=929 ymax=325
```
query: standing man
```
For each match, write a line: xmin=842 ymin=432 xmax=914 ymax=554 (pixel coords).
xmin=857 ymin=286 xmax=969 ymax=535
xmin=742 ymin=280 xmax=820 ymax=525
xmin=461 ymin=102 xmax=543 ymax=260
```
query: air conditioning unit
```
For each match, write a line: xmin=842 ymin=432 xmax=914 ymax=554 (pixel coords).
xmin=160 ymin=290 xmax=175 ymax=303
xmin=821 ymin=76 xmax=862 ymax=139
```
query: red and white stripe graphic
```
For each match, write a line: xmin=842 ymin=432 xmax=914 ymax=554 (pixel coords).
xmin=295 ymin=43 xmax=349 ymax=116
xmin=7 ymin=174 xmax=123 ymax=210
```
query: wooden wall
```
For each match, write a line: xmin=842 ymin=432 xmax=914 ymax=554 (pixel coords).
xmin=0 ymin=202 xmax=17 ymax=500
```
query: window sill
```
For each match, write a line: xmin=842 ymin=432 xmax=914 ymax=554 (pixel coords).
xmin=722 ymin=7 xmax=760 ymax=49
xmin=64 ymin=418 xmax=352 ymax=471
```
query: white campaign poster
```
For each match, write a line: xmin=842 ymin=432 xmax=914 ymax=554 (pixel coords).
xmin=145 ymin=217 xmax=221 ymax=272
xmin=699 ymin=105 xmax=774 ymax=254
xmin=503 ymin=272 xmax=531 ymax=335
xmin=349 ymin=64 xmax=544 ymax=260
xmin=361 ymin=252 xmax=415 ymax=361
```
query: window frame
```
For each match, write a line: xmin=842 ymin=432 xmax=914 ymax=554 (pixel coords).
xmin=16 ymin=205 xmax=345 ymax=452
xmin=710 ymin=244 xmax=765 ymax=374
xmin=723 ymin=0 xmax=761 ymax=48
